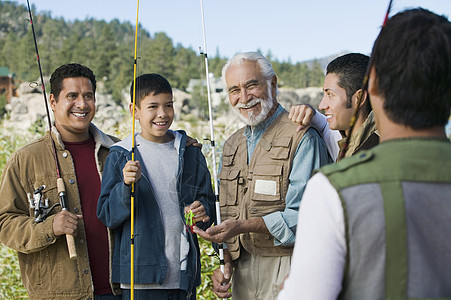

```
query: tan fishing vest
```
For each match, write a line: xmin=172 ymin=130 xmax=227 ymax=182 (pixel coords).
xmin=219 ymin=111 xmax=308 ymax=260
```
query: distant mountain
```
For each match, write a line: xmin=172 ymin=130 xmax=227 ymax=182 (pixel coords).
xmin=303 ymin=51 xmax=351 ymax=70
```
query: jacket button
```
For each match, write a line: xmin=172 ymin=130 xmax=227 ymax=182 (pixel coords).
xmin=46 ymin=236 xmax=53 ymax=242
xmin=83 ymin=269 xmax=89 ymax=274
xmin=69 ymin=179 xmax=75 ymax=184
xmin=74 ymin=208 xmax=80 ymax=213
xmin=80 ymin=239 xmax=85 ymax=244
xmin=62 ymin=152 xmax=68 ymax=158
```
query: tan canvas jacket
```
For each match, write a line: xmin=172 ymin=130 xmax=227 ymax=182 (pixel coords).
xmin=0 ymin=124 xmax=119 ymax=299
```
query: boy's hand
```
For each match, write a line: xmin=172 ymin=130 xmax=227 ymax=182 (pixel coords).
xmin=123 ymin=160 xmax=142 ymax=186
xmin=185 ymin=200 xmax=210 ymax=223
xmin=288 ymin=104 xmax=316 ymax=132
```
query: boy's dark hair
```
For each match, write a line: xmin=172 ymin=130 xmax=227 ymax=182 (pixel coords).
xmin=326 ymin=53 xmax=371 ymax=113
xmin=372 ymin=8 xmax=451 ymax=129
xmin=130 ymin=73 xmax=173 ymax=107
xmin=50 ymin=63 xmax=96 ymax=100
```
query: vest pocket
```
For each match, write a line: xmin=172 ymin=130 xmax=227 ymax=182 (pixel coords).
xmin=250 ymin=164 xmax=282 ymax=202
xmin=226 ymin=236 xmax=240 ymax=253
xmin=250 ymin=232 xmax=272 ymax=248
xmin=268 ymin=137 xmax=292 ymax=160
xmin=222 ymin=146 xmax=238 ymax=167
xmin=219 ymin=168 xmax=240 ymax=207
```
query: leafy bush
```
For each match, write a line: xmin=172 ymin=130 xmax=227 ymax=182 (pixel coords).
xmin=197 ymin=237 xmax=218 ymax=299
xmin=0 ymin=245 xmax=27 ymax=299
xmin=0 ymin=120 xmax=34 ymax=299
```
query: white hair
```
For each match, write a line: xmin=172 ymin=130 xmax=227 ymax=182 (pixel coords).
xmin=221 ymin=52 xmax=279 ymax=95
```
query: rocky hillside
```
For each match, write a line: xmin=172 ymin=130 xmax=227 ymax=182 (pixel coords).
xmin=2 ymin=79 xmax=323 ymax=136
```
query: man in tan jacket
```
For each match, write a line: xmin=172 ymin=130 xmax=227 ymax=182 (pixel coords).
xmin=0 ymin=63 xmax=121 ymax=299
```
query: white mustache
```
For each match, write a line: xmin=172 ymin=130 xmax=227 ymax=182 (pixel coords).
xmin=235 ymin=99 xmax=262 ymax=109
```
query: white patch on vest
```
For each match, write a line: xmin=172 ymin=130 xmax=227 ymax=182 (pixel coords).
xmin=254 ymin=180 xmax=277 ymax=196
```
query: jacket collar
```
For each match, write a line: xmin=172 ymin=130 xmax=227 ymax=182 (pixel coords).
xmin=50 ymin=123 xmax=116 ymax=150
xmin=114 ymin=129 xmax=184 ymax=154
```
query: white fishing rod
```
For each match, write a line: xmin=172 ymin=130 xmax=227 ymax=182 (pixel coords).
xmin=199 ymin=0 xmax=226 ymax=293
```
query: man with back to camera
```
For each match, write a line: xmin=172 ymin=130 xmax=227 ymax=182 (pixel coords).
xmin=278 ymin=8 xmax=451 ymax=299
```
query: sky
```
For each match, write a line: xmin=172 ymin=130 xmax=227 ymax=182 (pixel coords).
xmin=12 ymin=0 xmax=451 ymax=63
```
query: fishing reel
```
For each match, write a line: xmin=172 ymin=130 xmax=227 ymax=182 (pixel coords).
xmin=27 ymin=185 xmax=60 ymax=223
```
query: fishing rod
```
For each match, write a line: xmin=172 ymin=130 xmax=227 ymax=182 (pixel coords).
xmin=339 ymin=0 xmax=393 ymax=160
xmin=26 ymin=0 xmax=77 ymax=259
xmin=199 ymin=0 xmax=226 ymax=296
xmin=130 ymin=0 xmax=140 ymax=298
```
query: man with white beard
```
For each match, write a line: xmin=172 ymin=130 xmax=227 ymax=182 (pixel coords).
xmin=194 ymin=52 xmax=331 ymax=300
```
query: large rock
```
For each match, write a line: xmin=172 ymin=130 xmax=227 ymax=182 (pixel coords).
xmin=93 ymin=93 xmax=127 ymax=131
xmin=278 ymin=87 xmax=323 ymax=110
xmin=7 ymin=93 xmax=50 ymax=131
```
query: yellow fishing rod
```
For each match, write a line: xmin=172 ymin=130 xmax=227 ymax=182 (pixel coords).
xmin=130 ymin=0 xmax=140 ymax=298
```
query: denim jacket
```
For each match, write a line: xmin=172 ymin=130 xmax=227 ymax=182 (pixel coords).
xmin=97 ymin=130 xmax=215 ymax=295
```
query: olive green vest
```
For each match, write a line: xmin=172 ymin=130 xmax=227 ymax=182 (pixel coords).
xmin=321 ymin=138 xmax=451 ymax=300
xmin=219 ymin=111 xmax=308 ymax=260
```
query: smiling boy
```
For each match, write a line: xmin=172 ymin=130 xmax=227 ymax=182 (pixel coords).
xmin=97 ymin=73 xmax=215 ymax=300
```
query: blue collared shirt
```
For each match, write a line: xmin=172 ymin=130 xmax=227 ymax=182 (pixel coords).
xmin=245 ymin=104 xmax=332 ymax=246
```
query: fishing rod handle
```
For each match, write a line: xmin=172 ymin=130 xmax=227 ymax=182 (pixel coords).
xmin=57 ymin=178 xmax=77 ymax=259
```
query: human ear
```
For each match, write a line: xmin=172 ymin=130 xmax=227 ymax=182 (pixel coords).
xmin=129 ymin=103 xmax=139 ymax=119
xmin=368 ymin=67 xmax=379 ymax=98
xmin=271 ymin=75 xmax=278 ymax=98
xmin=49 ymin=94 xmax=57 ymax=112
xmin=353 ymin=89 xmax=369 ymax=109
